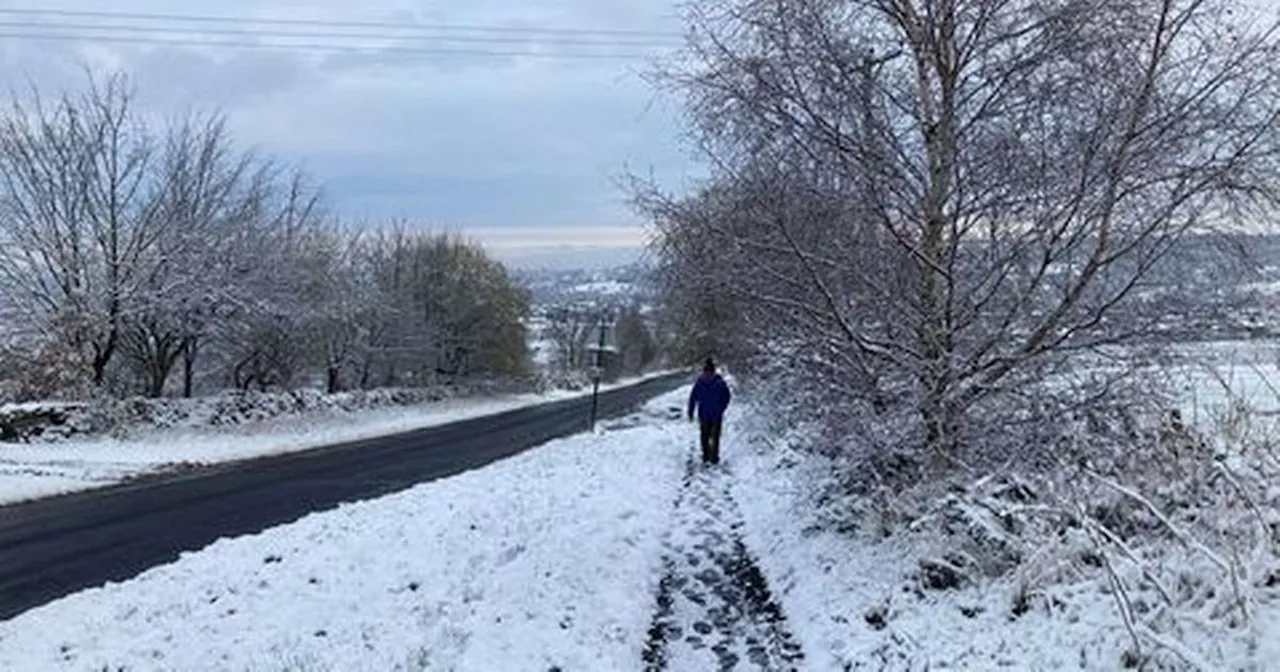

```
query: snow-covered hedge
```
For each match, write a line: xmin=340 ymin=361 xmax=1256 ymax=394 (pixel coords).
xmin=0 ymin=368 xmax=656 ymax=444
xmin=0 ymin=401 xmax=92 ymax=442
xmin=0 ymin=377 xmax=546 ymax=443
xmin=532 ymin=369 xmax=594 ymax=394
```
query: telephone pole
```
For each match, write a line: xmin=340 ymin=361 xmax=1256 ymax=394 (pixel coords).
xmin=587 ymin=306 xmax=617 ymax=432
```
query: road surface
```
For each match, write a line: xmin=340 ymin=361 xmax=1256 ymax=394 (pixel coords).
xmin=0 ymin=374 xmax=686 ymax=621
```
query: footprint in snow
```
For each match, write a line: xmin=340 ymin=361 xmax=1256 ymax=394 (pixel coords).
xmin=641 ymin=458 xmax=804 ymax=671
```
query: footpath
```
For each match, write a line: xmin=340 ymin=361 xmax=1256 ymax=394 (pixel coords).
xmin=642 ymin=457 xmax=806 ymax=671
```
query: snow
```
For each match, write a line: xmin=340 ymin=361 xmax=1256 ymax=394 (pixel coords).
xmin=0 ymin=472 xmax=107 ymax=506
xmin=1243 ymin=279 xmax=1280 ymax=296
xmin=7 ymin=347 xmax=1274 ymax=669
xmin=570 ymin=280 xmax=633 ymax=295
xmin=1049 ymin=339 xmax=1280 ymax=421
xmin=1157 ymin=339 xmax=1280 ymax=419
xmin=0 ymin=372 xmax=678 ymax=506
xmin=529 ymin=337 xmax=556 ymax=368
xmin=0 ymin=401 xmax=85 ymax=414
xmin=643 ymin=462 xmax=806 ymax=670
xmin=0 ymin=389 xmax=693 ymax=671
xmin=727 ymin=403 xmax=1280 ymax=670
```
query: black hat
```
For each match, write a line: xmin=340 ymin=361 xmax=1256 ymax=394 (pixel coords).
xmin=702 ymin=357 xmax=716 ymax=373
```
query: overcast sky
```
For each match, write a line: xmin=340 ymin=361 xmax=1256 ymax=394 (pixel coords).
xmin=0 ymin=0 xmax=694 ymax=264
xmin=2 ymin=1 xmax=1279 ymax=268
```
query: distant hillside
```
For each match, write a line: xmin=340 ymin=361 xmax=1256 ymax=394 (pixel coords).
xmin=514 ymin=263 xmax=657 ymax=310
xmin=493 ymin=246 xmax=645 ymax=271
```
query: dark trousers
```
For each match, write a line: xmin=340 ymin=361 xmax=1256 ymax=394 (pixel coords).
xmin=699 ymin=420 xmax=722 ymax=464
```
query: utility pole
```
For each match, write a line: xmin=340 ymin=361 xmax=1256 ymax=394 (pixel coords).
xmin=587 ymin=306 xmax=616 ymax=432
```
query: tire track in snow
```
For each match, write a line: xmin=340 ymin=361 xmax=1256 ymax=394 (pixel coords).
xmin=642 ymin=458 xmax=804 ymax=671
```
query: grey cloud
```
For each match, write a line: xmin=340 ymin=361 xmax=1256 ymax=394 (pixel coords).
xmin=287 ymin=80 xmax=692 ymax=225
xmin=127 ymin=48 xmax=317 ymax=111
xmin=0 ymin=40 xmax=100 ymax=94
xmin=0 ymin=0 xmax=694 ymax=232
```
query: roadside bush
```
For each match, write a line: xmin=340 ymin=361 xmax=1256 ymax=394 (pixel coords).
xmin=754 ymin=361 xmax=1280 ymax=667
xmin=1 ymin=373 xmax=580 ymax=443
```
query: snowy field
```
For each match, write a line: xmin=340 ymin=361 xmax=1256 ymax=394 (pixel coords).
xmin=1158 ymin=339 xmax=1280 ymax=418
xmin=0 ymin=391 xmax=693 ymax=671
xmin=0 ymin=373 xmax=674 ymax=506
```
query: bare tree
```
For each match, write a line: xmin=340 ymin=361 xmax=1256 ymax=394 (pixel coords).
xmin=217 ymin=167 xmax=327 ymax=392
xmin=0 ymin=73 xmax=161 ymax=389
xmin=0 ymin=75 xmax=534 ymax=401
xmin=544 ymin=305 xmax=593 ymax=372
xmin=615 ymin=305 xmax=659 ymax=375
xmin=298 ymin=226 xmax=374 ymax=394
xmin=301 ymin=226 xmax=534 ymax=389
xmin=119 ymin=112 xmax=260 ymax=397
xmin=647 ymin=0 xmax=1280 ymax=468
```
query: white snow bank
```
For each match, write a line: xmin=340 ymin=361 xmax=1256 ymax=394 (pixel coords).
xmin=0 ymin=472 xmax=105 ymax=507
xmin=0 ymin=401 xmax=86 ymax=414
xmin=0 ymin=389 xmax=693 ymax=671
xmin=0 ymin=371 xmax=680 ymax=506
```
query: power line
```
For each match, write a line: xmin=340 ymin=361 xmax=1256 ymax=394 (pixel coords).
xmin=0 ymin=30 xmax=657 ymax=59
xmin=0 ymin=7 xmax=683 ymax=38
xmin=0 ymin=20 xmax=681 ymax=48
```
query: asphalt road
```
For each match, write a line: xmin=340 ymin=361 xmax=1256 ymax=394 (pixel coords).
xmin=0 ymin=373 xmax=687 ymax=622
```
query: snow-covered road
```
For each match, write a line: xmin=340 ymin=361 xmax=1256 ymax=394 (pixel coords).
xmin=0 ymin=392 xmax=695 ymax=671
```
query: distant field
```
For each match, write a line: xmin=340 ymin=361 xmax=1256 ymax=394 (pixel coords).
xmin=1159 ymin=339 xmax=1280 ymax=420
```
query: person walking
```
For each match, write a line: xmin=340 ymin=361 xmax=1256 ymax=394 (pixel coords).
xmin=688 ymin=358 xmax=732 ymax=465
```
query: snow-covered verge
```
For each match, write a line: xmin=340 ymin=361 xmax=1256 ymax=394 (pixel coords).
xmin=0 ymin=390 xmax=691 ymax=671
xmin=729 ymin=367 xmax=1280 ymax=670
xmin=0 ymin=371 xmax=644 ymax=444
xmin=0 ymin=371 xmax=677 ymax=506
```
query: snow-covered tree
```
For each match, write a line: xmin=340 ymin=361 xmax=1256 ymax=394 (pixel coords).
xmin=543 ymin=305 xmax=594 ymax=372
xmin=216 ymin=169 xmax=327 ymax=392
xmin=359 ymin=230 xmax=530 ymax=384
xmin=118 ymin=112 xmax=266 ymax=397
xmin=645 ymin=0 xmax=1280 ymax=469
xmin=0 ymin=74 xmax=159 ymax=388
xmin=0 ymin=74 xmax=533 ymax=400
xmin=615 ymin=305 xmax=658 ymax=376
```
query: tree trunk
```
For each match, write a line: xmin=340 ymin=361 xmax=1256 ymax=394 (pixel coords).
xmin=182 ymin=337 xmax=199 ymax=398
xmin=92 ymin=354 xmax=109 ymax=387
xmin=91 ymin=334 xmax=116 ymax=387
xmin=359 ymin=355 xmax=372 ymax=389
xmin=147 ymin=365 xmax=167 ymax=398
xmin=233 ymin=357 xmax=252 ymax=391
xmin=914 ymin=14 xmax=960 ymax=464
xmin=919 ymin=385 xmax=961 ymax=473
xmin=149 ymin=339 xmax=185 ymax=398
xmin=327 ymin=365 xmax=340 ymax=394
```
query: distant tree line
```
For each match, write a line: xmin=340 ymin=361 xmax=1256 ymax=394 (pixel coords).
xmin=542 ymin=304 xmax=659 ymax=381
xmin=0 ymin=74 xmax=531 ymax=401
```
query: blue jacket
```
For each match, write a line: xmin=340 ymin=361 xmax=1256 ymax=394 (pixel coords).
xmin=688 ymin=373 xmax=732 ymax=423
